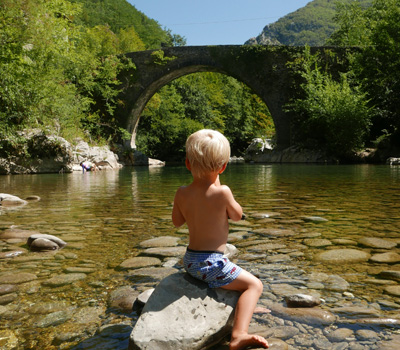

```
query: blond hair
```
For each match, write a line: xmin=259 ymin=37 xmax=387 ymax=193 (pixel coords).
xmin=185 ymin=129 xmax=230 ymax=177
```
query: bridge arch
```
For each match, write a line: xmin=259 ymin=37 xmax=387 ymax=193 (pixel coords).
xmin=115 ymin=45 xmax=344 ymax=150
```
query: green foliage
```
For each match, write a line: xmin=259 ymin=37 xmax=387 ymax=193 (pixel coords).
xmin=329 ymin=0 xmax=400 ymax=147
xmin=287 ymin=47 xmax=372 ymax=157
xmin=148 ymin=50 xmax=177 ymax=66
xmin=136 ymin=73 xmax=275 ymax=160
xmin=0 ymin=0 xmax=140 ymax=145
xmin=69 ymin=0 xmax=185 ymax=49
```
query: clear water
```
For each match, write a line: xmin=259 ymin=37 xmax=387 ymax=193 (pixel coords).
xmin=1 ymin=164 xmax=400 ymax=348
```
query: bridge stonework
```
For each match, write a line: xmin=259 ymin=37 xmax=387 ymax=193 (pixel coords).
xmin=116 ymin=45 xmax=344 ymax=150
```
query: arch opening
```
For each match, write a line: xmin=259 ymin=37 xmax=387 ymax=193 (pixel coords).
xmin=133 ymin=70 xmax=276 ymax=161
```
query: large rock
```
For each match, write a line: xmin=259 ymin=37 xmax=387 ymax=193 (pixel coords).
xmin=71 ymin=140 xmax=122 ymax=171
xmin=0 ymin=130 xmax=123 ymax=174
xmin=0 ymin=194 xmax=27 ymax=207
xmin=129 ymin=272 xmax=239 ymax=350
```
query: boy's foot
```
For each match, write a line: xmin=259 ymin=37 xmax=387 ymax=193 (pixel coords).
xmin=230 ymin=334 xmax=269 ymax=350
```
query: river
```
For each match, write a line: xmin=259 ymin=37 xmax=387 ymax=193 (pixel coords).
xmin=1 ymin=164 xmax=400 ymax=349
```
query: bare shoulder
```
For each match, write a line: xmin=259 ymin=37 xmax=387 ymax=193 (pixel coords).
xmin=217 ymin=184 xmax=234 ymax=197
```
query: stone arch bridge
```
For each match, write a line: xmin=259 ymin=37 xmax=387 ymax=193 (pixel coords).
xmin=116 ymin=45 xmax=349 ymax=150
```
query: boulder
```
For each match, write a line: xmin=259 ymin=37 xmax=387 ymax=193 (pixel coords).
xmin=129 ymin=272 xmax=239 ymax=350
xmin=72 ymin=139 xmax=122 ymax=171
xmin=0 ymin=194 xmax=28 ymax=207
xmin=284 ymin=294 xmax=322 ymax=308
xmin=27 ymin=234 xmax=67 ymax=251
xmin=0 ymin=130 xmax=123 ymax=174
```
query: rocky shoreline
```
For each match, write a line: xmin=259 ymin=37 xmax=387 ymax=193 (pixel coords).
xmin=1 ymin=207 xmax=400 ymax=349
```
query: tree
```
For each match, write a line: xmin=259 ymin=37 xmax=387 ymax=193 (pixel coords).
xmin=287 ymin=47 xmax=372 ymax=157
xmin=329 ymin=0 xmax=400 ymax=147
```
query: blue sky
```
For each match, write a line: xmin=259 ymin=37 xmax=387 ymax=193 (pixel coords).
xmin=128 ymin=0 xmax=312 ymax=46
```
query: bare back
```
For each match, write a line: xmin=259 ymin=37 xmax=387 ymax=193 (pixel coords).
xmin=172 ymin=176 xmax=242 ymax=252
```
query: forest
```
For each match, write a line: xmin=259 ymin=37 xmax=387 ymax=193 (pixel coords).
xmin=1 ymin=0 xmax=399 ymax=161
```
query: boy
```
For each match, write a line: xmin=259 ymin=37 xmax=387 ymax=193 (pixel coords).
xmin=172 ymin=129 xmax=269 ymax=350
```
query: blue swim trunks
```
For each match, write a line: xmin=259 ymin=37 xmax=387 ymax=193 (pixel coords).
xmin=183 ymin=248 xmax=242 ymax=288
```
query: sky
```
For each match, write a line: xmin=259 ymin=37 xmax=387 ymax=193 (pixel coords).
xmin=128 ymin=0 xmax=311 ymax=46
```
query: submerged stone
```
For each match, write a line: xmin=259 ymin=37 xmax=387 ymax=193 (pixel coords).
xmin=314 ymin=249 xmax=370 ymax=264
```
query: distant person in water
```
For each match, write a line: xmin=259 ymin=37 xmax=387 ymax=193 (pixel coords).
xmin=80 ymin=161 xmax=98 ymax=173
xmin=172 ymin=129 xmax=269 ymax=350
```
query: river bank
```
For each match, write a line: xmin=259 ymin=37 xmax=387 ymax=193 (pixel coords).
xmin=1 ymin=131 xmax=399 ymax=175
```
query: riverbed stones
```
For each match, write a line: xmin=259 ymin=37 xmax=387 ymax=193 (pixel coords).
xmin=314 ymin=249 xmax=371 ymax=263
xmin=119 ymin=256 xmax=162 ymax=270
xmin=0 ymin=272 xmax=37 ymax=284
xmin=139 ymin=236 xmax=180 ymax=248
xmin=27 ymin=234 xmax=67 ymax=251
xmin=130 ymin=272 xmax=239 ymax=350
xmin=0 ymin=228 xmax=41 ymax=240
xmin=0 ymin=285 xmax=17 ymax=295
xmin=43 ymin=273 xmax=86 ymax=287
xmin=358 ymin=237 xmax=397 ymax=249
xmin=384 ymin=286 xmax=400 ymax=297
xmin=370 ymin=252 xmax=400 ymax=264
xmin=301 ymin=216 xmax=328 ymax=223
xmin=266 ymin=302 xmax=337 ymax=325
xmin=128 ymin=267 xmax=178 ymax=281
xmin=377 ymin=270 xmax=400 ymax=282
xmin=0 ymin=194 xmax=27 ymax=207
xmin=141 ymin=246 xmax=186 ymax=258
xmin=285 ymin=294 xmax=322 ymax=308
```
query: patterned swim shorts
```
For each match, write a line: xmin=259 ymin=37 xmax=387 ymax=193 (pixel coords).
xmin=183 ymin=248 xmax=242 ymax=288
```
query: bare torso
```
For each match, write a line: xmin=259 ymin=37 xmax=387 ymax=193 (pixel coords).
xmin=172 ymin=173 xmax=242 ymax=252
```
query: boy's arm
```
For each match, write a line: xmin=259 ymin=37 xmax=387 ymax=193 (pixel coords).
xmin=221 ymin=185 xmax=243 ymax=221
xmin=172 ymin=188 xmax=186 ymax=227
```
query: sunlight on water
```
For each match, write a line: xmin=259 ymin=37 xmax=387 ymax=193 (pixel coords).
xmin=1 ymin=164 xmax=400 ymax=348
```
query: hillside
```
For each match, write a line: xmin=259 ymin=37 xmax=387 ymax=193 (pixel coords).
xmin=246 ymin=0 xmax=372 ymax=46
xmin=69 ymin=0 xmax=172 ymax=49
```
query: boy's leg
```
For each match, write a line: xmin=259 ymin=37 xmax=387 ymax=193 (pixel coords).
xmin=221 ymin=269 xmax=269 ymax=350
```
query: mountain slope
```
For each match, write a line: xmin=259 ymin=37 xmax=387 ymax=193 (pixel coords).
xmin=246 ymin=0 xmax=372 ymax=46
xmin=69 ymin=0 xmax=170 ymax=49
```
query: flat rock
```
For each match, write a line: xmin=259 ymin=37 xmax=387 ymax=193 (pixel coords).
xmin=358 ymin=237 xmax=397 ymax=249
xmin=252 ymin=228 xmax=296 ymax=237
xmin=331 ymin=306 xmax=381 ymax=318
xmin=142 ymin=246 xmax=186 ymax=258
xmin=139 ymin=236 xmax=180 ymax=248
xmin=130 ymin=272 xmax=239 ymax=350
xmin=314 ymin=249 xmax=370 ymax=263
xmin=119 ymin=257 xmax=162 ymax=270
xmin=128 ymin=267 xmax=178 ymax=281
xmin=303 ymin=239 xmax=332 ymax=247
xmin=385 ymin=286 xmax=400 ymax=297
xmin=0 ymin=250 xmax=25 ymax=259
xmin=284 ymin=294 xmax=322 ymax=308
xmin=0 ymin=284 xmax=18 ymax=295
xmin=0 ymin=272 xmax=37 ymax=284
xmin=0 ymin=229 xmax=41 ymax=240
xmin=266 ymin=302 xmax=336 ymax=325
xmin=301 ymin=216 xmax=328 ymax=223
xmin=370 ymin=252 xmax=400 ymax=264
xmin=43 ymin=273 xmax=86 ymax=287
xmin=377 ymin=270 xmax=400 ymax=282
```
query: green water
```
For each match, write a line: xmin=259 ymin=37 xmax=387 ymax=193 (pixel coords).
xmin=1 ymin=164 xmax=400 ymax=348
